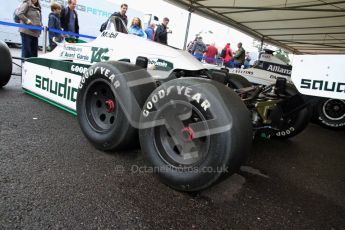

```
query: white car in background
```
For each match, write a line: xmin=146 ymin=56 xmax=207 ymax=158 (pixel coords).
xmin=204 ymin=49 xmax=345 ymax=130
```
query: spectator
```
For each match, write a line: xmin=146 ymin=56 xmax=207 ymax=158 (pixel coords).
xmin=48 ymin=2 xmax=62 ymax=51
xmin=60 ymin=0 xmax=79 ymax=35
xmin=191 ymin=36 xmax=207 ymax=62
xmin=234 ymin=42 xmax=246 ymax=68
xmin=187 ymin=36 xmax=197 ymax=53
xmin=16 ymin=0 xmax=42 ymax=58
xmin=244 ymin=52 xmax=251 ymax=68
xmin=129 ymin=17 xmax=146 ymax=38
xmin=100 ymin=3 xmax=128 ymax=33
xmin=220 ymin=43 xmax=233 ymax=68
xmin=154 ymin=17 xmax=170 ymax=45
xmin=205 ymin=42 xmax=218 ymax=64
xmin=145 ymin=23 xmax=155 ymax=40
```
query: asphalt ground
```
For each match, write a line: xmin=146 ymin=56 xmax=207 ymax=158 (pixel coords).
xmin=0 ymin=49 xmax=344 ymax=229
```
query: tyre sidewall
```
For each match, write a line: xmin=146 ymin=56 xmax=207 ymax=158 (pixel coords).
xmin=316 ymin=98 xmax=345 ymax=129
xmin=274 ymin=84 xmax=311 ymax=138
xmin=77 ymin=62 xmax=135 ymax=150
xmin=0 ymin=41 xmax=12 ymax=88
xmin=139 ymin=78 xmax=252 ymax=191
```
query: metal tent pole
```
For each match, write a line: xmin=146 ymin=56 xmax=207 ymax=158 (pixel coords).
xmin=183 ymin=11 xmax=192 ymax=50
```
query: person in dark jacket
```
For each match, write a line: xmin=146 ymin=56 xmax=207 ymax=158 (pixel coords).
xmin=191 ymin=36 xmax=207 ymax=61
xmin=48 ymin=2 xmax=62 ymax=50
xmin=100 ymin=3 xmax=128 ymax=33
xmin=60 ymin=0 xmax=79 ymax=35
xmin=154 ymin=17 xmax=170 ymax=45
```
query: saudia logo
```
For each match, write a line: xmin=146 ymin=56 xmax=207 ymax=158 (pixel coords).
xmin=301 ymin=79 xmax=345 ymax=93
xmin=35 ymin=75 xmax=78 ymax=102
xmin=267 ymin=65 xmax=292 ymax=75
xmin=91 ymin=47 xmax=110 ymax=63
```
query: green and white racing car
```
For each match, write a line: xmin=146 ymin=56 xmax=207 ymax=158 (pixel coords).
xmin=0 ymin=17 xmax=317 ymax=192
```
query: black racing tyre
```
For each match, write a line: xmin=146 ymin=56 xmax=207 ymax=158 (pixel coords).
xmin=314 ymin=98 xmax=345 ymax=129
xmin=272 ymin=84 xmax=312 ymax=139
xmin=0 ymin=40 xmax=12 ymax=88
xmin=77 ymin=61 xmax=156 ymax=151
xmin=139 ymin=77 xmax=252 ymax=192
xmin=227 ymin=73 xmax=252 ymax=89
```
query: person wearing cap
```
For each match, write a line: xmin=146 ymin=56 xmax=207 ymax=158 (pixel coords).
xmin=154 ymin=17 xmax=170 ymax=45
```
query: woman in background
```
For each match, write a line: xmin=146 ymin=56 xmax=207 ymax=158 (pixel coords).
xmin=129 ymin=17 xmax=147 ymax=38
xmin=17 ymin=0 xmax=42 ymax=58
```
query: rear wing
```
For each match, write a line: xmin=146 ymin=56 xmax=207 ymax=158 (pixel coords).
xmin=291 ymin=55 xmax=345 ymax=100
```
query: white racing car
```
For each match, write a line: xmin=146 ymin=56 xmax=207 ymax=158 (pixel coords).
xmin=0 ymin=17 xmax=319 ymax=192
xmin=204 ymin=50 xmax=345 ymax=130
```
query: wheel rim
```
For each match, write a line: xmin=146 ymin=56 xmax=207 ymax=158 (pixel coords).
xmin=84 ymin=79 xmax=117 ymax=132
xmin=322 ymin=99 xmax=345 ymax=121
xmin=152 ymin=102 xmax=210 ymax=168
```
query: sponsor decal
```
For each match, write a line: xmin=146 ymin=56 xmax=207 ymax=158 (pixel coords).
xmin=230 ymin=69 xmax=253 ymax=75
xmin=35 ymin=75 xmax=78 ymax=102
xmin=79 ymin=66 xmax=120 ymax=89
xmin=300 ymin=79 xmax=345 ymax=93
xmin=148 ymin=58 xmax=174 ymax=71
xmin=101 ymin=31 xmax=119 ymax=39
xmin=267 ymin=64 xmax=292 ymax=76
xmin=142 ymin=86 xmax=211 ymax=117
xmin=59 ymin=45 xmax=112 ymax=63
xmin=36 ymin=0 xmax=112 ymax=17
xmin=71 ymin=65 xmax=88 ymax=74
xmin=257 ymin=61 xmax=292 ymax=76
xmin=90 ymin=47 xmax=110 ymax=63
xmin=261 ymin=54 xmax=272 ymax=59
xmin=276 ymin=127 xmax=295 ymax=137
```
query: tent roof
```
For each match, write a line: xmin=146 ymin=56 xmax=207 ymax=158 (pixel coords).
xmin=165 ymin=0 xmax=345 ymax=54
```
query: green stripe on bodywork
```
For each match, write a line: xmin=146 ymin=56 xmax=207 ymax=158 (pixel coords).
xmin=23 ymin=89 xmax=77 ymax=116
xmin=26 ymin=58 xmax=90 ymax=76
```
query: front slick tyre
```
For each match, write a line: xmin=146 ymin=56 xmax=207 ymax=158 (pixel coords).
xmin=77 ymin=61 xmax=156 ymax=151
xmin=139 ymin=78 xmax=252 ymax=192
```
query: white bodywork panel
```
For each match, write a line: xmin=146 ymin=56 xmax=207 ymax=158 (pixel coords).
xmin=22 ymin=62 xmax=82 ymax=111
xmin=292 ymin=55 xmax=345 ymax=100
xmin=22 ymin=30 xmax=206 ymax=111
xmin=41 ymin=31 xmax=204 ymax=73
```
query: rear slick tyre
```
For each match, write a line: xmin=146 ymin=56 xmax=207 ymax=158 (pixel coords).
xmin=139 ymin=77 xmax=252 ymax=192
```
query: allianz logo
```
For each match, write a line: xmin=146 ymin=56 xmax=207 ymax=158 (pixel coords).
xmin=267 ymin=65 xmax=292 ymax=75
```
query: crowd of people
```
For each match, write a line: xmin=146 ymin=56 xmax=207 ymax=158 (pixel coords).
xmin=187 ymin=35 xmax=251 ymax=68
xmin=15 ymin=0 xmax=250 ymax=69
xmin=15 ymin=0 xmax=172 ymax=58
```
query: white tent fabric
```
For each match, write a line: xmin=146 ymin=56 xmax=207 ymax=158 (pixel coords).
xmin=165 ymin=0 xmax=345 ymax=54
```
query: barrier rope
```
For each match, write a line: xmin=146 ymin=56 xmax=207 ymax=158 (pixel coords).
xmin=192 ymin=53 xmax=251 ymax=68
xmin=0 ymin=20 xmax=96 ymax=39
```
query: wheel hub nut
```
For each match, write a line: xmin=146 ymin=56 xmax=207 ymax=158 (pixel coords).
xmin=105 ymin=99 xmax=116 ymax=113
xmin=181 ymin=127 xmax=195 ymax=141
